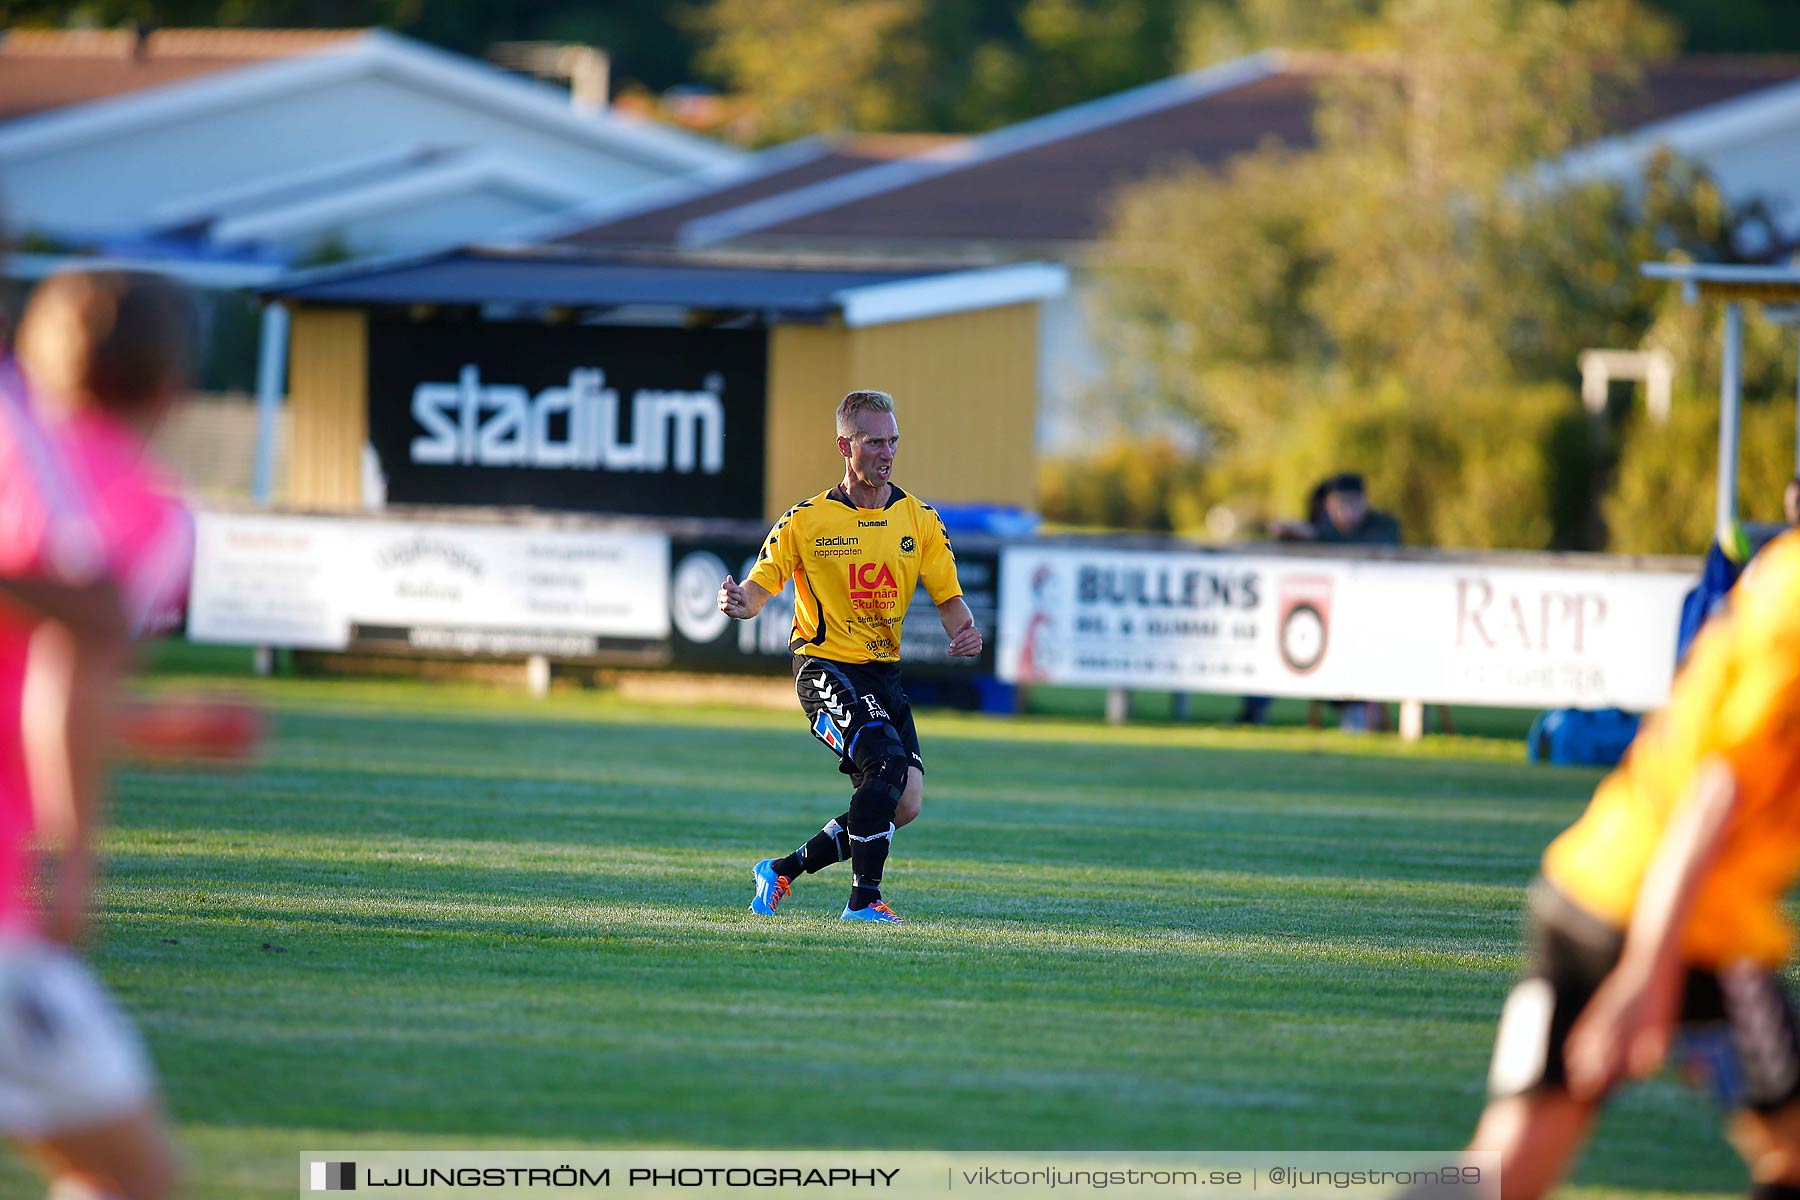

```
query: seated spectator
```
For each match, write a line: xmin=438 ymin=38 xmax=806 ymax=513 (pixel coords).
xmin=1269 ymin=473 xmax=1400 ymax=545
xmin=1314 ymin=473 xmax=1401 ymax=545
xmin=1268 ymin=478 xmax=1333 ymax=543
xmin=1266 ymin=473 xmax=1403 ymax=732
xmin=1241 ymin=475 xmax=1400 ymax=726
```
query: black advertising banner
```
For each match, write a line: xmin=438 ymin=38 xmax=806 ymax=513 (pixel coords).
xmin=367 ymin=319 xmax=767 ymax=518
xmin=667 ymin=534 xmax=999 ymax=680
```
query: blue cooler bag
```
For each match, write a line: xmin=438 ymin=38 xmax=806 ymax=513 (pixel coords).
xmin=1527 ymin=708 xmax=1641 ymax=767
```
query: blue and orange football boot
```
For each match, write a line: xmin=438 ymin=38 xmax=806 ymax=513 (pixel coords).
xmin=839 ymin=901 xmax=902 ymax=923
xmin=749 ymin=859 xmax=791 ymax=916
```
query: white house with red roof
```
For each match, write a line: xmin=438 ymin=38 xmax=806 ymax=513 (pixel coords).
xmin=0 ymin=27 xmax=742 ymax=279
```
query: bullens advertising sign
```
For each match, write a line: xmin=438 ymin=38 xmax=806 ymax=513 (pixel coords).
xmin=367 ymin=319 xmax=767 ymax=517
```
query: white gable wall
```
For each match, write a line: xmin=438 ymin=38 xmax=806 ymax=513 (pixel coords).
xmin=1553 ymin=78 xmax=1800 ymax=252
xmin=1582 ymin=124 xmax=1800 ymax=251
xmin=0 ymin=73 xmax=674 ymax=238
xmin=0 ymin=31 xmax=737 ymax=264
xmin=294 ymin=186 xmax=566 ymax=258
xmin=1698 ymin=131 xmax=1800 ymax=247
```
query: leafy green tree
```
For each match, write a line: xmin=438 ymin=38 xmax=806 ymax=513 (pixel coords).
xmin=1605 ymin=395 xmax=1798 ymax=556
xmin=0 ymin=1 xmax=702 ymax=94
xmin=1094 ymin=147 xmax=1330 ymax=451
xmin=1098 ymin=0 xmax=1685 ymax=432
xmin=1302 ymin=0 xmax=1675 ymax=394
xmin=690 ymin=0 xmax=928 ymax=144
xmin=16 ymin=1 xmax=1799 ymax=137
xmin=1083 ymin=0 xmax=1798 ymax=549
xmin=948 ymin=0 xmax=1193 ymax=130
xmin=1647 ymin=0 xmax=1800 ymax=54
xmin=1038 ymin=437 xmax=1206 ymax=532
xmin=1180 ymin=0 xmax=1385 ymax=64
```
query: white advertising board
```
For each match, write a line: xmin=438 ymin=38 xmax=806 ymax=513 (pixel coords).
xmin=997 ymin=547 xmax=1694 ymax=710
xmin=187 ymin=514 xmax=354 ymax=649
xmin=188 ymin=512 xmax=669 ymax=649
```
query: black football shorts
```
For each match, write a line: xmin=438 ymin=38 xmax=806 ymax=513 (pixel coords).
xmin=792 ymin=655 xmax=923 ymax=778
xmin=1486 ymin=878 xmax=1800 ymax=1113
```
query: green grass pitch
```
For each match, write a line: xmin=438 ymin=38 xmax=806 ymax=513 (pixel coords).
xmin=4 ymin=657 xmax=1754 ymax=1198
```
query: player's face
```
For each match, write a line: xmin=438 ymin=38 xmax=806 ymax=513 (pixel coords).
xmin=841 ymin=410 xmax=899 ymax=489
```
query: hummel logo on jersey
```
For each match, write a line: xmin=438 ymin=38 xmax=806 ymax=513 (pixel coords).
xmin=858 ymin=519 xmax=888 ymax=527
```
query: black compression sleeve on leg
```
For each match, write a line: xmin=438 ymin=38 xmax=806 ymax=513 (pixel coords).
xmin=846 ymin=727 xmax=905 ymax=910
xmin=776 ymin=813 xmax=852 ymax=879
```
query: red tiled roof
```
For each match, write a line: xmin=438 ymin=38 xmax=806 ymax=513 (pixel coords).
xmin=758 ymin=71 xmax=1321 ymax=246
xmin=0 ymin=27 xmax=362 ymax=124
xmin=556 ymin=134 xmax=964 ymax=248
xmin=1630 ymin=55 xmax=1800 ymax=125
xmin=726 ymin=54 xmax=1800 ymax=250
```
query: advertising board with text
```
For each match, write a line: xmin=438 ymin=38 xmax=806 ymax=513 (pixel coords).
xmin=997 ymin=546 xmax=1693 ymax=709
xmin=188 ymin=512 xmax=669 ymax=658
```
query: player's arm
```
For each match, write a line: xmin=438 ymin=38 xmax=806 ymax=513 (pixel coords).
xmin=0 ymin=575 xmax=129 ymax=643
xmin=0 ymin=574 xmax=132 ymax=904
xmin=22 ymin=614 xmax=132 ymax=946
xmin=938 ymin=595 xmax=982 ymax=658
xmin=719 ymin=575 xmax=774 ymax=621
xmin=917 ymin=509 xmax=978 ymax=656
xmin=1565 ymin=756 xmax=1740 ymax=1099
xmin=729 ymin=506 xmax=805 ymax=621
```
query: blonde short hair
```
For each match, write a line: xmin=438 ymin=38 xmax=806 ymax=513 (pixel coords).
xmin=836 ymin=389 xmax=895 ymax=437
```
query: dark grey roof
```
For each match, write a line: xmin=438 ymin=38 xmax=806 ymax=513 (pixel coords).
xmin=264 ymin=249 xmax=945 ymax=317
xmin=672 ymin=54 xmax=1800 ymax=252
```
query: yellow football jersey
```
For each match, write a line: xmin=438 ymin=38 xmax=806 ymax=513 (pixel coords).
xmin=1543 ymin=530 xmax=1800 ymax=967
xmin=747 ymin=484 xmax=962 ymax=664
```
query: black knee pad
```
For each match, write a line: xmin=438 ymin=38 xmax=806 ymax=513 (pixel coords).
xmin=848 ymin=723 xmax=907 ymax=831
xmin=850 ymin=723 xmax=907 ymax=800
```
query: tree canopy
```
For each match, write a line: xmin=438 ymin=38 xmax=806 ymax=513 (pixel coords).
xmin=1074 ymin=0 xmax=1791 ymax=551
xmin=5 ymin=1 xmax=1797 ymax=135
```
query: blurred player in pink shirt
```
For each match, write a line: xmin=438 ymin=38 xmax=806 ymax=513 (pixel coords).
xmin=0 ymin=270 xmax=197 ymax=1200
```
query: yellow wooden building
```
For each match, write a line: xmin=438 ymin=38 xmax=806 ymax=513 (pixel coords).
xmin=264 ymin=248 xmax=1065 ymax=522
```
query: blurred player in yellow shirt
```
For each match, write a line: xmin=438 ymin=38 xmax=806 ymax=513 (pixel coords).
xmin=1452 ymin=530 xmax=1800 ymax=1199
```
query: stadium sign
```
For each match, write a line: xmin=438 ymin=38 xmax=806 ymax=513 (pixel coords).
xmin=187 ymin=512 xmax=669 ymax=653
xmin=367 ymin=319 xmax=766 ymax=518
xmin=997 ymin=547 xmax=1693 ymax=710
xmin=408 ymin=366 xmax=726 ymax=474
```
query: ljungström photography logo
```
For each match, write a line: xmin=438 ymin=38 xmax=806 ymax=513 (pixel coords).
xmin=310 ymin=1161 xmax=355 ymax=1191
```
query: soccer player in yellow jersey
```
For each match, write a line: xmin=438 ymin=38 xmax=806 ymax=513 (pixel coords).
xmin=1449 ymin=529 xmax=1800 ymax=1199
xmin=718 ymin=389 xmax=981 ymax=923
